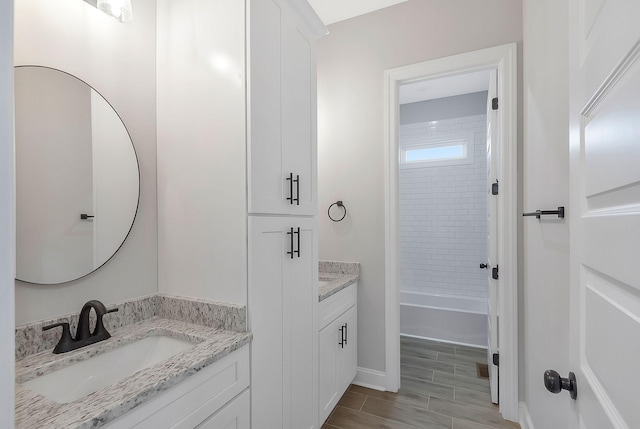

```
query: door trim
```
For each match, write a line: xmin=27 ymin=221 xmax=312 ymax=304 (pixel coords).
xmin=383 ymin=43 xmax=519 ymax=421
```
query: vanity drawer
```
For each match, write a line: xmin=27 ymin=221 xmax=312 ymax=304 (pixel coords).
xmin=319 ymin=283 xmax=357 ymax=331
xmin=105 ymin=345 xmax=249 ymax=429
xmin=196 ymin=389 xmax=250 ymax=429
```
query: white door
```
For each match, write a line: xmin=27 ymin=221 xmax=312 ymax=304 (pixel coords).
xmin=569 ymin=0 xmax=640 ymax=427
xmin=486 ymin=69 xmax=499 ymax=404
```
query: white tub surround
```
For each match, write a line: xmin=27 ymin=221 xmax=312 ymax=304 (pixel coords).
xmin=400 ymin=291 xmax=488 ymax=348
xmin=319 ymin=261 xmax=360 ymax=301
xmin=14 ymin=295 xmax=250 ymax=428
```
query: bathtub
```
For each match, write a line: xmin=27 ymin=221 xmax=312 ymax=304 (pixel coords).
xmin=400 ymin=291 xmax=488 ymax=348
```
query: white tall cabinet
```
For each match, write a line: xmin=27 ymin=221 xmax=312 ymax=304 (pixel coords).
xmin=157 ymin=0 xmax=325 ymax=427
xmin=248 ymin=1 xmax=325 ymax=428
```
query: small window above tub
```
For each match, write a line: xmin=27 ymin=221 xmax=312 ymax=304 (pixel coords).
xmin=400 ymin=131 xmax=475 ymax=168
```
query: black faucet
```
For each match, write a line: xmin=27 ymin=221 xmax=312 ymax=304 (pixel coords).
xmin=43 ymin=300 xmax=119 ymax=354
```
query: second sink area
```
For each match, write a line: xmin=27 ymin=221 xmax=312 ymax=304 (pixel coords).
xmin=318 ymin=261 xmax=360 ymax=301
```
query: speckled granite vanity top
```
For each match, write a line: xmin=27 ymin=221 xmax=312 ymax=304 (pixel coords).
xmin=14 ymin=295 xmax=251 ymax=429
xmin=319 ymin=261 xmax=360 ymax=301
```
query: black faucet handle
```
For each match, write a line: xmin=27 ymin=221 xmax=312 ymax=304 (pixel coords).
xmin=43 ymin=322 xmax=75 ymax=354
xmin=43 ymin=321 xmax=69 ymax=331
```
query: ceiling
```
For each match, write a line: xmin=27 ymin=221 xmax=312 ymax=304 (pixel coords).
xmin=307 ymin=0 xmax=408 ymax=25
xmin=399 ymin=70 xmax=492 ymax=105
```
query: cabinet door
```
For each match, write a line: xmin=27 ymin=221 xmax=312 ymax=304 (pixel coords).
xmin=248 ymin=0 xmax=317 ymax=216
xmin=337 ymin=305 xmax=358 ymax=394
xmin=248 ymin=216 xmax=318 ymax=429
xmin=318 ymin=317 xmax=340 ymax=425
xmin=318 ymin=304 xmax=357 ymax=425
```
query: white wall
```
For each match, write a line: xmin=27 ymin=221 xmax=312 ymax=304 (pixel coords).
xmin=522 ymin=0 xmax=570 ymax=427
xmin=399 ymin=114 xmax=488 ymax=299
xmin=0 ymin=0 xmax=15 ymax=424
xmin=14 ymin=0 xmax=157 ymax=325
xmin=156 ymin=0 xmax=247 ymax=305
xmin=317 ymin=0 xmax=522 ymax=376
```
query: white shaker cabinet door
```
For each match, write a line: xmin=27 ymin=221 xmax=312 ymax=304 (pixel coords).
xmin=318 ymin=303 xmax=357 ymax=426
xmin=248 ymin=0 xmax=318 ymax=216
xmin=248 ymin=216 xmax=318 ymax=429
xmin=337 ymin=305 xmax=357 ymax=394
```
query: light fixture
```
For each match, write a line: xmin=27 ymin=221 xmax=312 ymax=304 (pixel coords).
xmin=97 ymin=0 xmax=133 ymax=22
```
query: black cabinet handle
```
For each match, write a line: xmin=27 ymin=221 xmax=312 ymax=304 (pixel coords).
xmin=286 ymin=173 xmax=300 ymax=205
xmin=286 ymin=173 xmax=293 ymax=205
xmin=338 ymin=325 xmax=345 ymax=348
xmin=80 ymin=214 xmax=95 ymax=220
xmin=286 ymin=227 xmax=301 ymax=259
xmin=286 ymin=228 xmax=294 ymax=259
xmin=479 ymin=263 xmax=488 ymax=269
xmin=343 ymin=323 xmax=348 ymax=345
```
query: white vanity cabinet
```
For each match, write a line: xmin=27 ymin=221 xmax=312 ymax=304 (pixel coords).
xmin=318 ymin=284 xmax=358 ymax=426
xmin=248 ymin=0 xmax=321 ymax=216
xmin=104 ymin=345 xmax=250 ymax=429
xmin=248 ymin=216 xmax=318 ymax=428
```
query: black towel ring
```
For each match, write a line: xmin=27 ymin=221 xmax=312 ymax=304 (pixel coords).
xmin=328 ymin=201 xmax=347 ymax=222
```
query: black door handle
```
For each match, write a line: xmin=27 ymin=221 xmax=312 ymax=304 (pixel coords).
xmin=544 ymin=369 xmax=577 ymax=400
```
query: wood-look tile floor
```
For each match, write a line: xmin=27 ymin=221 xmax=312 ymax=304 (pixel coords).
xmin=322 ymin=337 xmax=520 ymax=429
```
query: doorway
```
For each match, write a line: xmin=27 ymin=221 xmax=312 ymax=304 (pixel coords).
xmin=397 ymin=73 xmax=492 ymax=349
xmin=383 ymin=44 xmax=519 ymax=421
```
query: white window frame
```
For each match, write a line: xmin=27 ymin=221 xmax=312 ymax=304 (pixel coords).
xmin=399 ymin=130 xmax=475 ymax=168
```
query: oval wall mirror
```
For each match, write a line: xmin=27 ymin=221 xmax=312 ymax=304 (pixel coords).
xmin=15 ymin=66 xmax=140 ymax=284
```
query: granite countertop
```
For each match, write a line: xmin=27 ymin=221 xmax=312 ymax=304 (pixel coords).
xmin=318 ymin=261 xmax=360 ymax=302
xmin=15 ymin=317 xmax=252 ymax=429
xmin=318 ymin=273 xmax=359 ymax=301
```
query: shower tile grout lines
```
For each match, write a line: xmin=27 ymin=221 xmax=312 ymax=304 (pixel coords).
xmin=322 ymin=337 xmax=520 ymax=429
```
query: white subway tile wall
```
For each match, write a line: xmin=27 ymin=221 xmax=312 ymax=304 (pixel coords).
xmin=399 ymin=114 xmax=488 ymax=299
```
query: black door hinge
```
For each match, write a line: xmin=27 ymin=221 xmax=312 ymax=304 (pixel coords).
xmin=492 ymin=265 xmax=499 ymax=280
xmin=491 ymin=180 xmax=498 ymax=196
xmin=492 ymin=97 xmax=498 ymax=110
xmin=493 ymin=353 xmax=499 ymax=366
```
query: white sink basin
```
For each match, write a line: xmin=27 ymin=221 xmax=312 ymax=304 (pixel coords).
xmin=22 ymin=335 xmax=196 ymax=404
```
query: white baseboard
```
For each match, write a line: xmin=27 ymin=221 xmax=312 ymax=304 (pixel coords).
xmin=519 ymin=402 xmax=535 ymax=429
xmin=352 ymin=367 xmax=386 ymax=391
